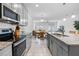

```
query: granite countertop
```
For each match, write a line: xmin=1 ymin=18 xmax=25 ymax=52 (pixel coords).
xmin=0 ymin=35 xmax=26 ymax=50
xmin=0 ymin=42 xmax=13 ymax=50
xmin=49 ymin=33 xmax=79 ymax=46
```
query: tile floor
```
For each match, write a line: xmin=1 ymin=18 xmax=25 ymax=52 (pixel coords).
xmin=25 ymin=37 xmax=51 ymax=56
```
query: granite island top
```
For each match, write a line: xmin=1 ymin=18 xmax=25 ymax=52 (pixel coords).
xmin=0 ymin=42 xmax=13 ymax=50
xmin=49 ymin=33 xmax=79 ymax=46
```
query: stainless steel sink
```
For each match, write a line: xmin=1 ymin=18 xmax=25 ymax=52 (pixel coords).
xmin=53 ymin=33 xmax=69 ymax=37
xmin=62 ymin=35 xmax=69 ymax=37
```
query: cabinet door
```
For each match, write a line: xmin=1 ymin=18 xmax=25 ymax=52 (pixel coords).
xmin=56 ymin=42 xmax=68 ymax=56
xmin=49 ymin=36 xmax=54 ymax=55
xmin=53 ymin=41 xmax=57 ymax=56
xmin=47 ymin=34 xmax=50 ymax=49
xmin=56 ymin=44 xmax=63 ymax=56
xmin=49 ymin=39 xmax=52 ymax=53
xmin=62 ymin=49 xmax=68 ymax=56
xmin=56 ymin=44 xmax=68 ymax=56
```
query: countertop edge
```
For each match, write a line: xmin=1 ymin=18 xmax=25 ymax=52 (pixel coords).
xmin=0 ymin=42 xmax=13 ymax=51
xmin=47 ymin=33 xmax=79 ymax=46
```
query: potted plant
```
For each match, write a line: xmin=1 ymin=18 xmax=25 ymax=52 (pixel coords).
xmin=74 ymin=21 xmax=79 ymax=34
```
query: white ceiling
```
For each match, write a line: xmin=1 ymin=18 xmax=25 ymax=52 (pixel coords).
xmin=25 ymin=3 xmax=79 ymax=21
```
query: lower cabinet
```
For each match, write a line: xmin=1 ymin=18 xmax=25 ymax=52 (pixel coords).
xmin=47 ymin=33 xmax=68 ymax=56
xmin=56 ymin=42 xmax=68 ymax=56
xmin=47 ymin=33 xmax=79 ymax=56
xmin=63 ymin=49 xmax=68 ymax=56
xmin=52 ymin=40 xmax=68 ymax=56
xmin=57 ymin=44 xmax=63 ymax=56
xmin=52 ymin=41 xmax=57 ymax=56
xmin=47 ymin=34 xmax=50 ymax=49
xmin=49 ymin=38 xmax=53 ymax=55
xmin=0 ymin=45 xmax=12 ymax=56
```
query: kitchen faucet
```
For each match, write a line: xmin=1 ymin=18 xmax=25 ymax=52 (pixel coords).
xmin=58 ymin=26 xmax=65 ymax=35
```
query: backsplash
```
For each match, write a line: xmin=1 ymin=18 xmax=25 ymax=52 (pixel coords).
xmin=0 ymin=22 xmax=16 ymax=31
xmin=0 ymin=22 xmax=11 ymax=28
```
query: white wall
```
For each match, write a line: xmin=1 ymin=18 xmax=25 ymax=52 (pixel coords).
xmin=33 ymin=22 xmax=57 ymax=32
xmin=57 ymin=15 xmax=79 ymax=34
xmin=0 ymin=21 xmax=16 ymax=33
xmin=25 ymin=14 xmax=33 ymax=34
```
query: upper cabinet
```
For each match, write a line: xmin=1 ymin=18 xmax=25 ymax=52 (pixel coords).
xmin=11 ymin=3 xmax=28 ymax=26
xmin=15 ymin=4 xmax=28 ymax=26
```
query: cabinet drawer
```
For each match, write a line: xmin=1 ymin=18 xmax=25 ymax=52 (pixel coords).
xmin=56 ymin=39 xmax=68 ymax=52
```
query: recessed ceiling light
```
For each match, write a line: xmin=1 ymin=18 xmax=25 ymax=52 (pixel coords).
xmin=62 ymin=3 xmax=66 ymax=5
xmin=14 ymin=4 xmax=18 ymax=8
xmin=35 ymin=4 xmax=39 ymax=7
xmin=6 ymin=3 xmax=9 ymax=5
xmin=14 ymin=4 xmax=21 ymax=8
xmin=71 ymin=15 xmax=76 ymax=18
xmin=41 ymin=19 xmax=44 ymax=22
xmin=63 ymin=18 xmax=66 ymax=21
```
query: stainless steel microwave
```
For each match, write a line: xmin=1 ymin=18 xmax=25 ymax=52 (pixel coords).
xmin=0 ymin=3 xmax=20 ymax=23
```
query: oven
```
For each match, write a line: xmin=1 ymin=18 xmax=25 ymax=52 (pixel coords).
xmin=12 ymin=35 xmax=26 ymax=56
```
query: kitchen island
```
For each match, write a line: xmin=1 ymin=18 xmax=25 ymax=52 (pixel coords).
xmin=47 ymin=33 xmax=79 ymax=56
xmin=0 ymin=42 xmax=12 ymax=56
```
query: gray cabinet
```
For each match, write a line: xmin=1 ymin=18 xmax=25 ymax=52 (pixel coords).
xmin=47 ymin=33 xmax=79 ymax=56
xmin=55 ymin=39 xmax=68 ymax=56
xmin=56 ymin=42 xmax=68 ymax=56
xmin=63 ymin=49 xmax=68 ymax=56
xmin=49 ymin=38 xmax=53 ymax=55
xmin=52 ymin=41 xmax=57 ymax=56
xmin=0 ymin=45 xmax=12 ymax=56
xmin=53 ymin=38 xmax=68 ymax=56
xmin=49 ymin=35 xmax=54 ymax=55
xmin=47 ymin=34 xmax=50 ymax=49
xmin=47 ymin=33 xmax=68 ymax=56
xmin=56 ymin=44 xmax=63 ymax=56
